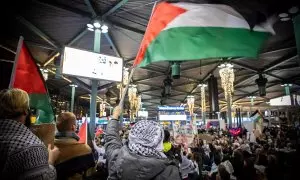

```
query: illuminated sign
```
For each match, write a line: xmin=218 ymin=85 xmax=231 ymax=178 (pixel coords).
xmin=159 ymin=115 xmax=187 ymax=121
xmin=270 ymin=95 xmax=291 ymax=106
xmin=62 ymin=47 xmax=123 ymax=81
xmin=158 ymin=106 xmax=185 ymax=111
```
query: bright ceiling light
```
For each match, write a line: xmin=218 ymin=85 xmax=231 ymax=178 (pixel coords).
xmin=289 ymin=6 xmax=299 ymax=14
xmin=87 ymin=23 xmax=94 ymax=28
xmin=280 ymin=17 xmax=291 ymax=21
xmin=101 ymin=29 xmax=108 ymax=33
xmin=93 ymin=21 xmax=101 ymax=28
xmin=87 ymin=27 xmax=94 ymax=31
xmin=101 ymin=25 xmax=108 ymax=30
xmin=278 ymin=13 xmax=289 ymax=18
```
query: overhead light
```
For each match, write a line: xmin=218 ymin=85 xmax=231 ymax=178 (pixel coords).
xmin=289 ymin=6 xmax=299 ymax=14
xmin=101 ymin=29 xmax=108 ymax=33
xmin=281 ymin=83 xmax=292 ymax=87
xmin=101 ymin=25 xmax=108 ymax=30
xmin=70 ymin=84 xmax=78 ymax=88
xmin=87 ymin=27 xmax=94 ymax=31
xmin=87 ymin=23 xmax=94 ymax=28
xmin=278 ymin=13 xmax=289 ymax=18
xmin=280 ymin=17 xmax=291 ymax=21
xmin=93 ymin=21 xmax=101 ymax=28
xmin=198 ymin=83 xmax=207 ymax=87
xmin=247 ymin=96 xmax=256 ymax=99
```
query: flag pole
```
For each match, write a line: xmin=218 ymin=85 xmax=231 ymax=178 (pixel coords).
xmin=9 ymin=36 xmax=24 ymax=88
xmin=85 ymin=119 xmax=88 ymax=145
xmin=118 ymin=1 xmax=158 ymax=109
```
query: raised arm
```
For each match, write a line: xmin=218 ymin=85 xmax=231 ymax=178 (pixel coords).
xmin=104 ymin=106 xmax=123 ymax=163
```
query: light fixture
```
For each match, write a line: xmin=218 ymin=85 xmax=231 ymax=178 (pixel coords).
xmin=278 ymin=13 xmax=289 ymax=18
xmin=187 ymin=95 xmax=195 ymax=116
xmin=280 ymin=17 xmax=291 ymax=21
xmin=87 ymin=21 xmax=109 ymax=33
xmin=93 ymin=21 xmax=101 ymax=28
xmin=198 ymin=84 xmax=207 ymax=114
xmin=255 ymin=74 xmax=268 ymax=96
xmin=163 ymin=77 xmax=173 ymax=97
xmin=218 ymin=63 xmax=234 ymax=105
xmin=99 ymin=101 xmax=106 ymax=117
xmin=87 ymin=27 xmax=94 ymax=31
xmin=123 ymin=67 xmax=129 ymax=86
xmin=69 ymin=84 xmax=78 ymax=88
xmin=87 ymin=24 xmax=94 ymax=28
xmin=171 ymin=62 xmax=181 ymax=79
xmin=281 ymin=83 xmax=292 ymax=87
xmin=281 ymin=83 xmax=292 ymax=95
xmin=101 ymin=25 xmax=108 ymax=30
xmin=247 ymin=96 xmax=257 ymax=99
xmin=289 ymin=6 xmax=299 ymax=14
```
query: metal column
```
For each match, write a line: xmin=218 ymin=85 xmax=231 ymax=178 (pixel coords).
xmin=89 ymin=29 xmax=101 ymax=139
xmin=70 ymin=85 xmax=76 ymax=112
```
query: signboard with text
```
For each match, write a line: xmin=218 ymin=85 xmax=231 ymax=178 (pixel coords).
xmin=62 ymin=47 xmax=123 ymax=81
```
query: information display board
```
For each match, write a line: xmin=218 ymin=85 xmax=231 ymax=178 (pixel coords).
xmin=62 ymin=47 xmax=123 ymax=81
xmin=158 ymin=106 xmax=187 ymax=121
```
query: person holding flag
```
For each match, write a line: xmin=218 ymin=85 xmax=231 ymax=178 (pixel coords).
xmin=105 ymin=106 xmax=181 ymax=180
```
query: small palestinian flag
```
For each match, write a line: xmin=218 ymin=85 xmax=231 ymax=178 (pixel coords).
xmin=9 ymin=37 xmax=54 ymax=123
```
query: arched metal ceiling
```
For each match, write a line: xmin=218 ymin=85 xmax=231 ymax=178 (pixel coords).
xmin=0 ymin=0 xmax=299 ymax=115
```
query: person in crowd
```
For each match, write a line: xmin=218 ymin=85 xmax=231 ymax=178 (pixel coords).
xmin=105 ymin=106 xmax=181 ymax=180
xmin=54 ymin=112 xmax=95 ymax=180
xmin=181 ymin=151 xmax=196 ymax=180
xmin=163 ymin=129 xmax=182 ymax=163
xmin=0 ymin=88 xmax=59 ymax=179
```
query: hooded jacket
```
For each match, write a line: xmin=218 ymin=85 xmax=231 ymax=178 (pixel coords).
xmin=105 ymin=120 xmax=182 ymax=180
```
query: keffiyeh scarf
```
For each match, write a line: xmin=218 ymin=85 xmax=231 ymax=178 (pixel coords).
xmin=128 ymin=120 xmax=165 ymax=158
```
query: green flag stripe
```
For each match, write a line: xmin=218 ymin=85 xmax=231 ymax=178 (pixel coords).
xmin=139 ymin=27 xmax=269 ymax=67
xmin=29 ymin=94 xmax=54 ymax=123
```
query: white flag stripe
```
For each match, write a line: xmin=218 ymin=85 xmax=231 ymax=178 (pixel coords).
xmin=163 ymin=3 xmax=272 ymax=33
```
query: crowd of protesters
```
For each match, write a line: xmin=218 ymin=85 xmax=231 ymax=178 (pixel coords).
xmin=1 ymin=88 xmax=299 ymax=180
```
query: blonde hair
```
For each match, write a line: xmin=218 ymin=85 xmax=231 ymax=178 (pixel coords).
xmin=56 ymin=112 xmax=76 ymax=132
xmin=0 ymin=88 xmax=30 ymax=119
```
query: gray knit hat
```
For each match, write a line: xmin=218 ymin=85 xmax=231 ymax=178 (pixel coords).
xmin=128 ymin=120 xmax=165 ymax=158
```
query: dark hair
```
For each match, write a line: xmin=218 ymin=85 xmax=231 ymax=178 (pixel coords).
xmin=214 ymin=152 xmax=222 ymax=165
xmin=218 ymin=165 xmax=230 ymax=180
xmin=183 ymin=151 xmax=187 ymax=156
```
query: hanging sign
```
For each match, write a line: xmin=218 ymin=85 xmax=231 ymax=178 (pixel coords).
xmin=62 ymin=47 xmax=123 ymax=82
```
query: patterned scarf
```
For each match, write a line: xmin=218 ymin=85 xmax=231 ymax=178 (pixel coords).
xmin=128 ymin=120 xmax=166 ymax=158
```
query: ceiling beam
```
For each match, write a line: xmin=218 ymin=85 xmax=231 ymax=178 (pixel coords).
xmin=233 ymin=83 xmax=278 ymax=103
xmin=102 ymin=0 xmax=128 ymax=19
xmin=83 ymin=0 xmax=97 ymax=18
xmin=67 ymin=27 xmax=88 ymax=46
xmin=263 ymin=54 xmax=298 ymax=72
xmin=104 ymin=33 xmax=121 ymax=57
xmin=0 ymin=45 xmax=16 ymax=54
xmin=181 ymin=61 xmax=219 ymax=72
xmin=260 ymin=46 xmax=296 ymax=57
xmin=16 ymin=16 xmax=58 ymax=49
xmin=68 ymin=77 xmax=91 ymax=93
xmin=97 ymin=82 xmax=116 ymax=92
xmin=107 ymin=20 xmax=145 ymax=34
xmin=231 ymin=61 xmax=258 ymax=73
xmin=33 ymin=0 xmax=90 ymax=18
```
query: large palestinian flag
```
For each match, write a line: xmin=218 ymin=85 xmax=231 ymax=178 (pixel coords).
xmin=10 ymin=37 xmax=54 ymax=123
xmin=134 ymin=2 xmax=275 ymax=67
